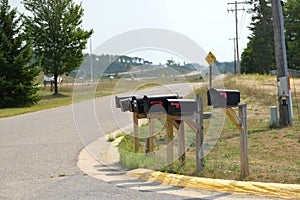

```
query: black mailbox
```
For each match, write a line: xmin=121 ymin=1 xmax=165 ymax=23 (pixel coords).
xmin=115 ymin=95 xmax=133 ymax=108
xmin=131 ymin=96 xmax=145 ymax=114
xmin=164 ymin=99 xmax=196 ymax=115
xmin=120 ymin=98 xmax=131 ymax=112
xmin=143 ymin=94 xmax=179 ymax=113
xmin=207 ymin=88 xmax=240 ymax=108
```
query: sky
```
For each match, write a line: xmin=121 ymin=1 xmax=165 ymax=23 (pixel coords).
xmin=9 ymin=0 xmax=252 ymax=64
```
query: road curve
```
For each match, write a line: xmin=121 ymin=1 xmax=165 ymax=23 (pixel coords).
xmin=0 ymin=82 xmax=201 ymax=200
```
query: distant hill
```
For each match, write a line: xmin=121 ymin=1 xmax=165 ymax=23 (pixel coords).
xmin=72 ymin=54 xmax=236 ymax=79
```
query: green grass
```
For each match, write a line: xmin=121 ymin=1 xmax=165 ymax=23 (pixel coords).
xmin=0 ymin=76 xmax=190 ymax=118
xmin=107 ymin=136 xmax=115 ymax=142
xmin=0 ymin=87 xmax=73 ymax=118
xmin=58 ymin=173 xmax=67 ymax=177
xmin=118 ymin=134 xmax=165 ymax=170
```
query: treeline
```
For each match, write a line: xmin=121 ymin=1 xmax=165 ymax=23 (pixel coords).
xmin=77 ymin=54 xmax=198 ymax=78
xmin=241 ymin=0 xmax=300 ymax=74
xmin=78 ymin=54 xmax=151 ymax=77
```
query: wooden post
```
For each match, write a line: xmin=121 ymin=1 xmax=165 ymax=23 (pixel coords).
xmin=196 ymin=95 xmax=204 ymax=172
xmin=279 ymin=98 xmax=289 ymax=127
xmin=224 ymin=108 xmax=243 ymax=130
xmin=209 ymin=65 xmax=212 ymax=89
xmin=239 ymin=104 xmax=249 ymax=179
xmin=178 ymin=120 xmax=185 ymax=167
xmin=146 ymin=118 xmax=154 ymax=154
xmin=133 ymin=113 xmax=139 ymax=152
xmin=166 ymin=115 xmax=174 ymax=164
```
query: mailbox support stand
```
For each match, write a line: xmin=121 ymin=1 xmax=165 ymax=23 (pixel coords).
xmin=145 ymin=118 xmax=155 ymax=154
xmin=178 ymin=120 xmax=185 ymax=167
xmin=238 ymin=104 xmax=249 ymax=179
xmin=131 ymin=95 xmax=206 ymax=172
xmin=196 ymin=95 xmax=204 ymax=172
xmin=133 ymin=113 xmax=139 ymax=152
xmin=224 ymin=104 xmax=249 ymax=179
xmin=166 ymin=115 xmax=174 ymax=164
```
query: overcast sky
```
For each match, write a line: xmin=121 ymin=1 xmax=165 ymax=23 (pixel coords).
xmin=10 ymin=0 xmax=252 ymax=64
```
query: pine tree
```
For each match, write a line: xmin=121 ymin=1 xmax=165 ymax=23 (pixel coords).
xmin=285 ymin=0 xmax=300 ymax=70
xmin=23 ymin=0 xmax=93 ymax=94
xmin=0 ymin=0 xmax=40 ymax=108
xmin=241 ymin=0 xmax=276 ymax=74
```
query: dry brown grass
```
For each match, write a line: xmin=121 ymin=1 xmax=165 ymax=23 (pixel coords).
xmin=192 ymin=74 xmax=300 ymax=183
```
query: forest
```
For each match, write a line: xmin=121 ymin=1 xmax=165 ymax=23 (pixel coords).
xmin=241 ymin=0 xmax=300 ymax=74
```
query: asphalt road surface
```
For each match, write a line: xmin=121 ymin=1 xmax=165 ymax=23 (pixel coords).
xmin=0 ymin=82 xmax=281 ymax=200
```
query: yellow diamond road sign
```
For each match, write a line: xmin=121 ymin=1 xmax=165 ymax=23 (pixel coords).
xmin=205 ymin=51 xmax=216 ymax=66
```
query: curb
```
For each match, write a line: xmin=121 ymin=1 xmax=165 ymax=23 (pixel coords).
xmin=78 ymin=128 xmax=300 ymax=200
xmin=127 ymin=168 xmax=300 ymax=199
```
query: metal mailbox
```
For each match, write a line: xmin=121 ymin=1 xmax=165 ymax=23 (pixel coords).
xmin=120 ymin=98 xmax=131 ymax=112
xmin=143 ymin=94 xmax=179 ymax=113
xmin=131 ymin=96 xmax=145 ymax=114
xmin=207 ymin=88 xmax=240 ymax=108
xmin=164 ymin=99 xmax=196 ymax=115
xmin=115 ymin=95 xmax=133 ymax=108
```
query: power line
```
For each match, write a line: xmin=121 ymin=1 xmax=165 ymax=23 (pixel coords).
xmin=239 ymin=11 xmax=247 ymax=35
xmin=227 ymin=1 xmax=249 ymax=75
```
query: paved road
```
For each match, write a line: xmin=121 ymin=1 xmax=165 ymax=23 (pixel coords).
xmin=0 ymin=82 xmax=199 ymax=199
xmin=0 ymin=82 xmax=282 ymax=199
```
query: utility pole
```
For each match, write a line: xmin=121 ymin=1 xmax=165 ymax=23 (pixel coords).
xmin=90 ymin=37 xmax=93 ymax=82
xmin=228 ymin=1 xmax=247 ymax=75
xmin=229 ymin=38 xmax=237 ymax=74
xmin=271 ymin=0 xmax=293 ymax=126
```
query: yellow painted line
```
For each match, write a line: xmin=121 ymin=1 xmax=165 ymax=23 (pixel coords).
xmin=128 ymin=169 xmax=300 ymax=199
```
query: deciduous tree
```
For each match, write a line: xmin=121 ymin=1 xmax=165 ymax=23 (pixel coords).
xmin=23 ymin=0 xmax=93 ymax=94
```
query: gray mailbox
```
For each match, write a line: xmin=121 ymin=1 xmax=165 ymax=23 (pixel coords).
xmin=115 ymin=95 xmax=133 ymax=108
xmin=207 ymin=88 xmax=240 ymax=108
xmin=163 ymin=99 xmax=196 ymax=115
xmin=120 ymin=98 xmax=131 ymax=112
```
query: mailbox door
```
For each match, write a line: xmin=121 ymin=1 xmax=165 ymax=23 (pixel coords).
xmin=120 ymin=98 xmax=130 ymax=112
xmin=115 ymin=95 xmax=133 ymax=108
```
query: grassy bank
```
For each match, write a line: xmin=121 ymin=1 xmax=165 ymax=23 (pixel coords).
xmin=0 ymin=76 xmax=190 ymax=118
xmin=118 ymin=74 xmax=300 ymax=184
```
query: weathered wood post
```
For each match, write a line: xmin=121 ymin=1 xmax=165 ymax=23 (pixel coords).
xmin=133 ymin=113 xmax=139 ymax=152
xmin=239 ymin=104 xmax=249 ymax=178
xmin=196 ymin=95 xmax=204 ymax=172
xmin=146 ymin=118 xmax=154 ymax=154
xmin=178 ymin=120 xmax=185 ymax=167
xmin=166 ymin=115 xmax=174 ymax=164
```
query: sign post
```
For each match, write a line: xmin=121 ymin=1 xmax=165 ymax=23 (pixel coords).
xmin=205 ymin=51 xmax=217 ymax=89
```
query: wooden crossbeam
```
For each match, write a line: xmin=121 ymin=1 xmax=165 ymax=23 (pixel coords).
xmin=224 ymin=108 xmax=243 ymax=130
